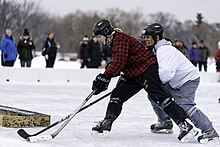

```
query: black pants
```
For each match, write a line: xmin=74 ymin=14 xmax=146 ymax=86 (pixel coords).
xmin=3 ymin=60 xmax=15 ymax=67
xmin=80 ymin=59 xmax=88 ymax=68
xmin=216 ymin=62 xmax=220 ymax=72
xmin=46 ymin=56 xmax=56 ymax=68
xmin=105 ymin=63 xmax=187 ymax=124
xmin=20 ymin=60 xmax=32 ymax=67
xmin=198 ymin=61 xmax=207 ymax=72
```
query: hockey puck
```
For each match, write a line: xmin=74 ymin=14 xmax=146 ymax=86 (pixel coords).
xmin=218 ymin=98 xmax=220 ymax=103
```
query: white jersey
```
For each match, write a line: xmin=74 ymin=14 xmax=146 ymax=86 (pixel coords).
xmin=154 ymin=39 xmax=200 ymax=89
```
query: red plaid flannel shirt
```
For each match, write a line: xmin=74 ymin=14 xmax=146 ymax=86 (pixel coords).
xmin=104 ymin=32 xmax=156 ymax=78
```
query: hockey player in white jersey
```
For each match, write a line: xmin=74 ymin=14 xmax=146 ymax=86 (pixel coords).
xmin=141 ymin=23 xmax=219 ymax=143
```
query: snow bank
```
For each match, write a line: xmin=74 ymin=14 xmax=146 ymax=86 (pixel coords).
xmin=0 ymin=67 xmax=105 ymax=85
xmin=0 ymin=67 xmax=219 ymax=84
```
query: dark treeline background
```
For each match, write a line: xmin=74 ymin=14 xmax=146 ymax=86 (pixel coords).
xmin=1 ymin=0 xmax=220 ymax=57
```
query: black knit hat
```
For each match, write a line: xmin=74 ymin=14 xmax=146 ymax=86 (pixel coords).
xmin=23 ymin=28 xmax=29 ymax=36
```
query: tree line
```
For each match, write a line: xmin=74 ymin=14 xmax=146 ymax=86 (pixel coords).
xmin=1 ymin=0 xmax=220 ymax=56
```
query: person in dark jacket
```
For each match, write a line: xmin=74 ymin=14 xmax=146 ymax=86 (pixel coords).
xmin=87 ymin=36 xmax=102 ymax=68
xmin=17 ymin=28 xmax=35 ymax=67
xmin=42 ymin=32 xmax=60 ymax=68
xmin=198 ymin=40 xmax=210 ymax=72
xmin=90 ymin=19 xmax=197 ymax=142
xmin=0 ymin=29 xmax=17 ymax=67
xmin=79 ymin=36 xmax=89 ymax=68
xmin=189 ymin=42 xmax=199 ymax=67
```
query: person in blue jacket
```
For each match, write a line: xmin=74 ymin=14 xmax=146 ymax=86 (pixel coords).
xmin=1 ymin=29 xmax=17 ymax=67
xmin=189 ymin=42 xmax=199 ymax=67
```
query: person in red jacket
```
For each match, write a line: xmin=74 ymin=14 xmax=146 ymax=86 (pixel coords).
xmin=215 ymin=41 xmax=220 ymax=72
xmin=91 ymin=19 xmax=198 ymax=142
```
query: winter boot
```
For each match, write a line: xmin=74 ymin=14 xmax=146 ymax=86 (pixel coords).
xmin=198 ymin=129 xmax=219 ymax=143
xmin=92 ymin=115 xmax=116 ymax=133
xmin=178 ymin=120 xmax=198 ymax=142
xmin=150 ymin=120 xmax=174 ymax=134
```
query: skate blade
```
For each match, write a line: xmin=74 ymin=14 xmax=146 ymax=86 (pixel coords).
xmin=151 ymin=129 xmax=174 ymax=134
xmin=199 ymin=136 xmax=220 ymax=144
xmin=180 ymin=128 xmax=198 ymax=143
xmin=91 ymin=130 xmax=109 ymax=137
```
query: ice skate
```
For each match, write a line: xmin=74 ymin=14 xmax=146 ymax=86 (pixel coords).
xmin=178 ymin=120 xmax=198 ymax=143
xmin=198 ymin=129 xmax=219 ymax=143
xmin=92 ymin=115 xmax=116 ymax=134
xmin=150 ymin=120 xmax=173 ymax=134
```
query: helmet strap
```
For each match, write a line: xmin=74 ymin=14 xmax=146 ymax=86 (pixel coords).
xmin=106 ymin=31 xmax=115 ymax=47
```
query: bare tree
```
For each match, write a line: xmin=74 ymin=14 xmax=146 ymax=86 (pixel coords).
xmin=0 ymin=0 xmax=18 ymax=35
xmin=1 ymin=1 xmax=220 ymax=58
xmin=58 ymin=10 xmax=100 ymax=53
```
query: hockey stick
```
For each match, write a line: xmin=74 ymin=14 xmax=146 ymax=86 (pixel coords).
xmin=23 ymin=90 xmax=96 ymax=142
xmin=17 ymin=91 xmax=111 ymax=141
xmin=78 ymin=91 xmax=111 ymax=113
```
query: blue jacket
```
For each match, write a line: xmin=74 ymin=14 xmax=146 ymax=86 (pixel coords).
xmin=1 ymin=34 xmax=17 ymax=62
xmin=189 ymin=47 xmax=199 ymax=62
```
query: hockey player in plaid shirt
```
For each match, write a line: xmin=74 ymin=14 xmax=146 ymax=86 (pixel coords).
xmin=91 ymin=19 xmax=198 ymax=142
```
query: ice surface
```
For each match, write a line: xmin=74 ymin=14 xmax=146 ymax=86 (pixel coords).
xmin=0 ymin=56 xmax=219 ymax=147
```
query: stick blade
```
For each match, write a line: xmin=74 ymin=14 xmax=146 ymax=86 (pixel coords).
xmin=17 ymin=129 xmax=30 ymax=139
xmin=27 ymin=134 xmax=53 ymax=142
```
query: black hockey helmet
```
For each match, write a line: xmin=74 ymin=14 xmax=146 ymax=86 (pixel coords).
xmin=93 ymin=19 xmax=114 ymax=36
xmin=141 ymin=23 xmax=164 ymax=41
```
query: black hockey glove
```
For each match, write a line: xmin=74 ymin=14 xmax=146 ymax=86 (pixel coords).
xmin=92 ymin=74 xmax=111 ymax=95
xmin=116 ymin=74 xmax=127 ymax=87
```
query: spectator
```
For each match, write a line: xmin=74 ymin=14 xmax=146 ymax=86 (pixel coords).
xmin=189 ymin=42 xmax=199 ymax=67
xmin=198 ymin=40 xmax=210 ymax=72
xmin=17 ymin=28 xmax=35 ymax=67
xmin=0 ymin=29 xmax=17 ymax=67
xmin=214 ymin=41 xmax=220 ymax=72
xmin=174 ymin=40 xmax=188 ymax=58
xmin=79 ymin=36 xmax=89 ymax=68
xmin=87 ymin=36 xmax=102 ymax=68
xmin=42 ymin=32 xmax=60 ymax=68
